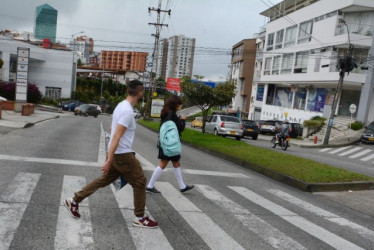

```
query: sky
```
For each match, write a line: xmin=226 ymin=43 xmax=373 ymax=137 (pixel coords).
xmin=0 ymin=0 xmax=280 ymax=81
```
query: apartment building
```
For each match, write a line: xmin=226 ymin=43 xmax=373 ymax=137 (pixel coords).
xmin=251 ymin=0 xmax=374 ymax=124
xmin=99 ymin=51 xmax=148 ymax=72
xmin=230 ymin=39 xmax=257 ymax=117
xmin=165 ymin=35 xmax=196 ymax=79
xmin=69 ymin=36 xmax=94 ymax=65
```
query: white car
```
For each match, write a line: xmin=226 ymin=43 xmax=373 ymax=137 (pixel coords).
xmin=0 ymin=96 xmax=7 ymax=101
xmin=133 ymin=109 xmax=140 ymax=119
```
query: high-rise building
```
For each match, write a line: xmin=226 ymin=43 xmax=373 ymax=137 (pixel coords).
xmin=69 ymin=36 xmax=94 ymax=64
xmin=156 ymin=35 xmax=195 ymax=80
xmin=34 ymin=4 xmax=58 ymax=42
xmin=100 ymin=51 xmax=148 ymax=72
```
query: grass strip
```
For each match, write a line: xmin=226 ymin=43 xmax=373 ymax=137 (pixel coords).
xmin=138 ymin=119 xmax=373 ymax=183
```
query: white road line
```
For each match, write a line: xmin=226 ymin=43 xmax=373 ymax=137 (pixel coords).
xmin=229 ymin=186 xmax=363 ymax=250
xmin=269 ymin=189 xmax=374 ymax=244
xmin=158 ymin=182 xmax=245 ymax=250
xmin=98 ymin=122 xmax=107 ymax=165
xmin=136 ymin=153 xmax=249 ymax=178
xmin=0 ymin=172 xmax=41 ymax=250
xmin=360 ymin=154 xmax=374 ymax=162
xmin=319 ymin=148 xmax=332 ymax=152
xmin=338 ymin=147 xmax=362 ymax=156
xmin=55 ymin=176 xmax=94 ymax=250
xmin=0 ymin=154 xmax=100 ymax=167
xmin=110 ymin=185 xmax=173 ymax=250
xmin=328 ymin=146 xmax=352 ymax=154
xmin=196 ymin=185 xmax=306 ymax=250
xmin=349 ymin=149 xmax=372 ymax=159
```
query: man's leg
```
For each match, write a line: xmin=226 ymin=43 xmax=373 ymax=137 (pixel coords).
xmin=112 ymin=153 xmax=146 ymax=217
xmin=73 ymin=165 xmax=119 ymax=203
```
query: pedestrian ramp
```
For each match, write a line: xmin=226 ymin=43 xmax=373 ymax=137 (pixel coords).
xmin=2 ymin=170 xmax=374 ymax=249
xmin=319 ymin=146 xmax=374 ymax=163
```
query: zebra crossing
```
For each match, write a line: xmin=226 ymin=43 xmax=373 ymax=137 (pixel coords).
xmin=1 ymin=168 xmax=374 ymax=249
xmin=319 ymin=146 xmax=374 ymax=163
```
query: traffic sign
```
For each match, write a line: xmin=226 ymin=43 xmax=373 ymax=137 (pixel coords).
xmin=349 ymin=104 xmax=357 ymax=114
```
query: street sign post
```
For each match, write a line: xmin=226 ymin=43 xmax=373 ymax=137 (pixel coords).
xmin=349 ymin=104 xmax=357 ymax=141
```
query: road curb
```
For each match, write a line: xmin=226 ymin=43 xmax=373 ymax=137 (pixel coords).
xmin=138 ymin=122 xmax=374 ymax=193
xmin=22 ymin=115 xmax=60 ymax=128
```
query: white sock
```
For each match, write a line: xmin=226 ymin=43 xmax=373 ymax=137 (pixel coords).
xmin=173 ymin=167 xmax=186 ymax=189
xmin=147 ymin=166 xmax=163 ymax=188
xmin=71 ymin=198 xmax=77 ymax=205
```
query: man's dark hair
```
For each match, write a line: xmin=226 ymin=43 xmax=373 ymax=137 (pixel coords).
xmin=127 ymin=80 xmax=144 ymax=96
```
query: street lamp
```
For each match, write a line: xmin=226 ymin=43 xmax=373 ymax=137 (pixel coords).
xmin=71 ymin=31 xmax=85 ymax=100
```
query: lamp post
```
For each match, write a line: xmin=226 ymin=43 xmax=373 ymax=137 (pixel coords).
xmin=71 ymin=31 xmax=85 ymax=100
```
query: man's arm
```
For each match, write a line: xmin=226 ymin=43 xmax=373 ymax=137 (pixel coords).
xmin=102 ymin=123 xmax=127 ymax=175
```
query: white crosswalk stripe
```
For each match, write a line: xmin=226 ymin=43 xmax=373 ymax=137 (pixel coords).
xmin=229 ymin=186 xmax=364 ymax=250
xmin=269 ymin=189 xmax=374 ymax=244
xmin=196 ymin=184 xmax=306 ymax=249
xmin=55 ymin=175 xmax=94 ymax=250
xmin=349 ymin=149 xmax=372 ymax=159
xmin=338 ymin=147 xmax=362 ymax=156
xmin=360 ymin=154 xmax=374 ymax=162
xmin=157 ymin=182 xmax=245 ymax=250
xmin=328 ymin=146 xmax=352 ymax=154
xmin=110 ymin=184 xmax=173 ymax=250
xmin=319 ymin=148 xmax=332 ymax=152
xmin=0 ymin=172 xmax=41 ymax=250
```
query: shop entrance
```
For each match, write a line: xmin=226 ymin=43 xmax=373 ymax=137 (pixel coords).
xmin=338 ymin=89 xmax=360 ymax=117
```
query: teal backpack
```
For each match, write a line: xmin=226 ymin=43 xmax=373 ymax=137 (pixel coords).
xmin=159 ymin=119 xmax=182 ymax=157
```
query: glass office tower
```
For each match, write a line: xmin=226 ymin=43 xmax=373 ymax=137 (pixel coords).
xmin=34 ymin=4 xmax=58 ymax=42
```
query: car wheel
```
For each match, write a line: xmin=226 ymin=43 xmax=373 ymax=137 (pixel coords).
xmin=95 ymin=115 xmax=98 ymax=118
xmin=235 ymin=137 xmax=241 ymax=141
xmin=214 ymin=129 xmax=218 ymax=136
xmin=252 ymin=135 xmax=258 ymax=140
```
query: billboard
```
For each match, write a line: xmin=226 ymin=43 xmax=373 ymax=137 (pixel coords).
xmin=16 ymin=47 xmax=30 ymax=102
xmin=166 ymin=78 xmax=181 ymax=92
xmin=151 ymin=99 xmax=164 ymax=118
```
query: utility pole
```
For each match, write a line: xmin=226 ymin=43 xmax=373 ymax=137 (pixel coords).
xmin=323 ymin=19 xmax=355 ymax=145
xmin=144 ymin=0 xmax=170 ymax=118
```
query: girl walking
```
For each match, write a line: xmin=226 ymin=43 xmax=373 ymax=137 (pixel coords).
xmin=146 ymin=95 xmax=194 ymax=193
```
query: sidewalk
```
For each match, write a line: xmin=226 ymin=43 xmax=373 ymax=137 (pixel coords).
xmin=0 ymin=107 xmax=62 ymax=132
xmin=257 ymin=132 xmax=362 ymax=148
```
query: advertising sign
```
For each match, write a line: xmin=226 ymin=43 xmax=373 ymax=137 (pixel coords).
xmin=256 ymin=85 xmax=264 ymax=101
xmin=166 ymin=78 xmax=181 ymax=92
xmin=16 ymin=47 xmax=30 ymax=103
xmin=151 ymin=99 xmax=164 ymax=118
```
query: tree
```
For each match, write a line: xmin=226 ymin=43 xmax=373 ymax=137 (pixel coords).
xmin=181 ymin=76 xmax=236 ymax=133
xmin=77 ymin=58 xmax=83 ymax=67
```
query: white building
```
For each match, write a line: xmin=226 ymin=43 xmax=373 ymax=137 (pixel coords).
xmin=165 ymin=35 xmax=195 ymax=79
xmin=251 ymin=0 xmax=374 ymax=124
xmin=69 ymin=37 xmax=90 ymax=65
xmin=0 ymin=36 xmax=75 ymax=99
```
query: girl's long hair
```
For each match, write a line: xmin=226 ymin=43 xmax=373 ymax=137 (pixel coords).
xmin=161 ymin=95 xmax=182 ymax=116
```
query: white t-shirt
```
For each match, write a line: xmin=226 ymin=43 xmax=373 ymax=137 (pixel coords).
xmin=109 ymin=100 xmax=136 ymax=154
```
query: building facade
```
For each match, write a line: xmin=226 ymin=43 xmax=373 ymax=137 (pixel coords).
xmin=0 ymin=36 xmax=74 ymax=99
xmin=99 ymin=51 xmax=148 ymax=72
xmin=230 ymin=39 xmax=257 ymax=117
xmin=155 ymin=38 xmax=168 ymax=80
xmin=250 ymin=0 xmax=374 ymax=124
xmin=69 ymin=36 xmax=93 ymax=65
xmin=34 ymin=4 xmax=58 ymax=42
xmin=164 ymin=35 xmax=196 ymax=79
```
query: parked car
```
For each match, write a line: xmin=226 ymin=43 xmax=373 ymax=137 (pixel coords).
xmin=205 ymin=114 xmax=243 ymax=140
xmin=80 ymin=104 xmax=100 ymax=118
xmin=288 ymin=123 xmax=303 ymax=138
xmin=63 ymin=101 xmax=84 ymax=111
xmin=74 ymin=104 xmax=88 ymax=116
xmin=191 ymin=117 xmax=203 ymax=128
xmin=242 ymin=120 xmax=259 ymax=140
xmin=259 ymin=120 xmax=283 ymax=134
xmin=134 ymin=109 xmax=140 ymax=119
xmin=0 ymin=96 xmax=7 ymax=101
xmin=361 ymin=121 xmax=374 ymax=144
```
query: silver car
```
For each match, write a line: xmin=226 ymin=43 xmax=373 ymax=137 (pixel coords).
xmin=205 ymin=114 xmax=243 ymax=140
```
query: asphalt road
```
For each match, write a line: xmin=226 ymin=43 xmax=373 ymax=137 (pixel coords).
xmin=0 ymin=114 xmax=374 ymax=249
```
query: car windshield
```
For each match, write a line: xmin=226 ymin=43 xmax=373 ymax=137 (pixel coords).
xmin=367 ymin=122 xmax=374 ymax=130
xmin=221 ymin=116 xmax=240 ymax=123
xmin=264 ymin=121 xmax=276 ymax=125
xmin=196 ymin=117 xmax=202 ymax=121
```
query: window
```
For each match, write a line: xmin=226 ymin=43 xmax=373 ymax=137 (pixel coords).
xmin=45 ymin=87 xmax=61 ymax=100
xmin=315 ymin=15 xmax=325 ymax=22
xmin=294 ymin=51 xmax=309 ymax=73
xmin=284 ymin=25 xmax=297 ymax=47
xmin=264 ymin=57 xmax=272 ymax=75
xmin=293 ymin=88 xmax=306 ymax=110
xmin=275 ymin=30 xmax=284 ymax=49
xmin=281 ymin=53 xmax=294 ymax=74
xmin=326 ymin=11 xmax=337 ymax=18
xmin=266 ymin=33 xmax=274 ymax=51
xmin=314 ymin=58 xmax=321 ymax=72
xmin=298 ymin=20 xmax=313 ymax=44
xmin=272 ymin=56 xmax=281 ymax=75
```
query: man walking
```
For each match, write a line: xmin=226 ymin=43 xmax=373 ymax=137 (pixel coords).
xmin=64 ymin=80 xmax=158 ymax=229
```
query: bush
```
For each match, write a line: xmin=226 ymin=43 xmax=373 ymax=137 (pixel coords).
xmin=0 ymin=81 xmax=42 ymax=103
xmin=350 ymin=121 xmax=363 ymax=130
xmin=303 ymin=120 xmax=322 ymax=127
xmin=27 ymin=83 xmax=42 ymax=103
